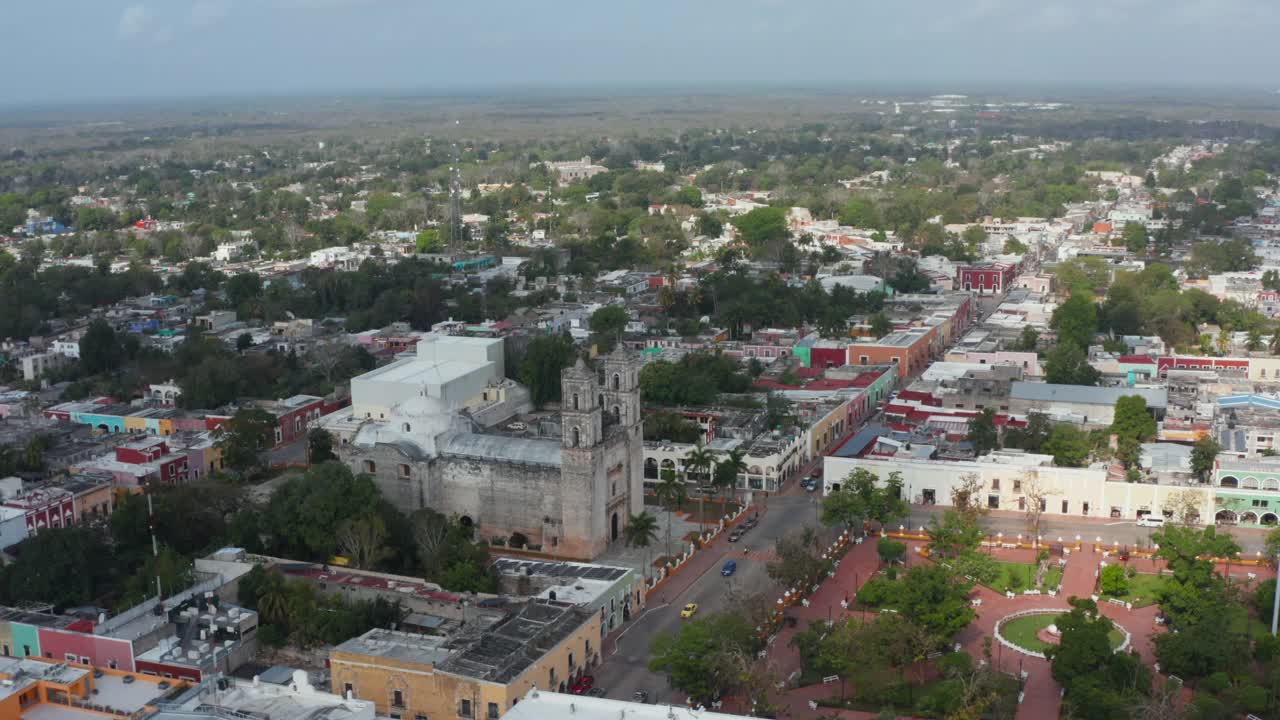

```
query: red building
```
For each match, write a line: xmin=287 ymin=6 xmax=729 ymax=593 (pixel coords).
xmin=809 ymin=340 xmax=848 ymax=369
xmin=257 ymin=394 xmax=327 ymax=447
xmin=1157 ymin=356 xmax=1249 ymax=378
xmin=3 ymin=487 xmax=75 ymax=534
xmin=114 ymin=437 xmax=189 ymax=486
xmin=957 ymin=262 xmax=1019 ymax=295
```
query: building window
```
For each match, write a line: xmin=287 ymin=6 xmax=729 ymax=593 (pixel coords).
xmin=1012 ymin=480 xmax=1021 ymax=492
xmin=398 ymin=464 xmax=411 ymax=479
xmin=487 ymin=703 xmax=499 ymax=720
xmin=1062 ymin=500 xmax=1069 ymax=513
xmin=363 ymin=460 xmax=377 ymax=473
xmin=393 ymin=690 xmax=404 ymax=708
xmin=459 ymin=699 xmax=472 ymax=718
xmin=402 ymin=423 xmax=412 ymax=433
xmin=274 ymin=428 xmax=283 ymax=444
xmin=569 ymin=652 xmax=575 ymax=670
xmin=991 ymin=478 xmax=1000 ymax=491
xmin=295 ymin=417 xmax=302 ymax=433
xmin=416 ymin=715 xmax=429 ymax=720
xmin=344 ymin=683 xmax=354 ymax=698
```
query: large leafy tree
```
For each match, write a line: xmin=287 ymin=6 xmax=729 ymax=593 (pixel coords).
xmin=79 ymin=319 xmax=124 ymax=375
xmin=1110 ymin=395 xmax=1157 ymax=468
xmin=216 ymin=407 xmax=278 ymax=476
xmin=967 ymin=408 xmax=999 ymax=456
xmin=730 ymin=207 xmax=788 ymax=248
xmin=649 ymin=612 xmax=760 ymax=704
xmin=926 ymin=509 xmax=984 ymax=560
xmin=1151 ymin=524 xmax=1240 ymax=628
xmin=894 ymin=564 xmax=976 ymax=646
xmin=767 ymin=529 xmax=829 ymax=590
xmin=262 ymin=463 xmax=383 ymax=560
xmin=1050 ymin=293 xmax=1099 ymax=351
xmin=518 ymin=332 xmax=578 ymax=406
xmin=1044 ymin=343 xmax=1100 ymax=386
xmin=820 ymin=468 xmax=908 ymax=529
xmin=1043 ymin=424 xmax=1091 ymax=467
xmin=1047 ymin=597 xmax=1151 ymax=720
xmin=1189 ymin=436 xmax=1220 ymax=483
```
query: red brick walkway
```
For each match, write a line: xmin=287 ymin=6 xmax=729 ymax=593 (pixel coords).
xmin=760 ymin=537 xmax=1279 ymax=720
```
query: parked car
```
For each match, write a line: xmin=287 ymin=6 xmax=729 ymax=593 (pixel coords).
xmin=122 ymin=676 xmax=135 ymax=685
xmin=804 ymin=481 xmax=818 ymax=492
xmin=810 ymin=468 xmax=822 ymax=479
xmin=680 ymin=603 xmax=699 ymax=619
xmin=736 ymin=523 xmax=749 ymax=533
xmin=1136 ymin=515 xmax=1165 ymax=528
xmin=744 ymin=515 xmax=759 ymax=529
xmin=569 ymin=675 xmax=595 ymax=695
xmin=728 ymin=530 xmax=743 ymax=542
xmin=587 ymin=687 xmax=607 ymax=698
xmin=722 ymin=560 xmax=737 ymax=576
xmin=633 ymin=691 xmax=650 ymax=703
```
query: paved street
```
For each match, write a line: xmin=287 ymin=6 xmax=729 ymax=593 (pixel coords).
xmin=593 ymin=486 xmax=826 ymax=704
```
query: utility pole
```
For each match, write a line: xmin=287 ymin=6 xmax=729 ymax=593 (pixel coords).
xmin=148 ymin=492 xmax=161 ymax=600
xmin=1272 ymin=564 xmax=1280 ymax=635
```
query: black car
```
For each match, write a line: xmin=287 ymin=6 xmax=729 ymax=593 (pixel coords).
xmin=633 ymin=691 xmax=650 ymax=703
xmin=587 ymin=687 xmax=607 ymax=698
xmin=728 ymin=530 xmax=743 ymax=542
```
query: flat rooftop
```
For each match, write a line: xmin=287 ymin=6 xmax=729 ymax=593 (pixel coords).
xmin=500 ymin=690 xmax=755 ymax=720
xmin=439 ymin=600 xmax=592 ymax=684
xmin=334 ymin=629 xmax=453 ymax=666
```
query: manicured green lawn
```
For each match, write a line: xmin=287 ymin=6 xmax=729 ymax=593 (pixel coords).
xmin=1001 ymin=613 xmax=1126 ymax=654
xmin=984 ymin=561 xmax=1060 ymax=592
xmin=985 ymin=562 xmax=1038 ymax=593
xmin=1101 ymin=572 xmax=1167 ymax=608
xmin=1000 ymin=614 xmax=1058 ymax=653
xmin=1044 ymin=566 xmax=1064 ymax=590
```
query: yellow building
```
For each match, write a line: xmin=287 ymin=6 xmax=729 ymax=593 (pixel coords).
xmin=330 ymin=600 xmax=601 ymax=720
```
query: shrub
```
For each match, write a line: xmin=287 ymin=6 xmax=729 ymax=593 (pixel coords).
xmin=1233 ymin=683 xmax=1268 ymax=713
xmin=1100 ymin=564 xmax=1129 ymax=596
xmin=1008 ymin=573 xmax=1023 ymax=590
xmin=1203 ymin=671 xmax=1231 ymax=693
xmin=508 ymin=531 xmax=528 ymax=548
xmin=877 ymin=537 xmax=907 ymax=566
xmin=856 ymin=577 xmax=900 ymax=607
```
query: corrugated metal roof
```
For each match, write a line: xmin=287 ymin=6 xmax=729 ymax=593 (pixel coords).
xmin=439 ymin=432 xmax=562 ymax=467
xmin=1010 ymin=382 xmax=1167 ymax=409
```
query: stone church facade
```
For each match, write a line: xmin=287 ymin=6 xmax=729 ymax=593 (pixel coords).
xmin=334 ymin=348 xmax=645 ymax=561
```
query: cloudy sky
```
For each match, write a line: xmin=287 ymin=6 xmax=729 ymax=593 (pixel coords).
xmin=6 ymin=0 xmax=1280 ymax=106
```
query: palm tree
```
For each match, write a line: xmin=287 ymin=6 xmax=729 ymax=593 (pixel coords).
xmin=684 ymin=443 xmax=716 ymax=533
xmin=715 ymin=448 xmax=748 ymax=505
xmin=624 ymin=512 xmax=660 ymax=580
xmin=257 ymin=582 xmax=289 ymax=625
xmin=656 ymin=468 xmax=686 ymax=558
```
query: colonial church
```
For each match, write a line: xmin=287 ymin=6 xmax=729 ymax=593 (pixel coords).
xmin=321 ymin=334 xmax=645 ymax=561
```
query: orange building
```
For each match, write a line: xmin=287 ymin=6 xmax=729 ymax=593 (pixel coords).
xmin=846 ymin=328 xmax=935 ymax=380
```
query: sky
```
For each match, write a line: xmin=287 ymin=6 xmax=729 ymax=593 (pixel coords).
xmin=6 ymin=0 xmax=1280 ymax=106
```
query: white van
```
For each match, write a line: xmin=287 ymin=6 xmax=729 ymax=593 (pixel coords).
xmin=1136 ymin=515 xmax=1165 ymax=528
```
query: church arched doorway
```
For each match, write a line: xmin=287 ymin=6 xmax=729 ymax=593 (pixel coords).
xmin=459 ymin=515 xmax=473 ymax=528
xmin=611 ymin=512 xmax=619 ymax=541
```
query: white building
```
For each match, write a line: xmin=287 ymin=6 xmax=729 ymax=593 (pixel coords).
xmin=309 ymin=246 xmax=362 ymax=270
xmin=51 ymin=338 xmax=81 ymax=359
xmin=824 ymin=451 xmax=1214 ymax=524
xmin=21 ymin=351 xmax=67 ymax=381
xmin=501 ymin=689 xmax=754 ymax=720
